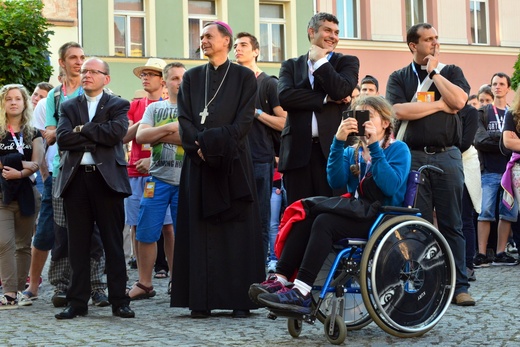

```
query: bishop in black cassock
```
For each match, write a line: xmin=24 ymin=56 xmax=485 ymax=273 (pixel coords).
xmin=171 ymin=21 xmax=265 ymax=316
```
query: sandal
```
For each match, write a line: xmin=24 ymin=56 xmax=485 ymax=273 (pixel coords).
xmin=154 ymin=269 xmax=168 ymax=279
xmin=126 ymin=282 xmax=156 ymax=301
xmin=18 ymin=291 xmax=38 ymax=307
xmin=0 ymin=294 xmax=18 ymax=310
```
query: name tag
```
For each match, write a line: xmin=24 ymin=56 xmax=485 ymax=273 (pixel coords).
xmin=143 ymin=181 xmax=155 ymax=198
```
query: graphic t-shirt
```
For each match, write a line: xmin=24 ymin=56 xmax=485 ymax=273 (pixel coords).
xmin=140 ymin=100 xmax=184 ymax=185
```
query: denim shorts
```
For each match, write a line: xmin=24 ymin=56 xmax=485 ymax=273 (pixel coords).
xmin=136 ymin=176 xmax=179 ymax=243
xmin=125 ymin=176 xmax=172 ymax=226
xmin=33 ymin=176 xmax=54 ymax=250
xmin=478 ymin=172 xmax=518 ymax=222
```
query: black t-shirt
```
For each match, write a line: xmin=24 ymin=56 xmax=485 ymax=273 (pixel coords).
xmin=504 ymin=110 xmax=520 ymax=153
xmin=0 ymin=127 xmax=42 ymax=160
xmin=386 ymin=62 xmax=470 ymax=148
xmin=248 ymin=72 xmax=281 ymax=163
xmin=481 ymin=105 xmax=509 ymax=173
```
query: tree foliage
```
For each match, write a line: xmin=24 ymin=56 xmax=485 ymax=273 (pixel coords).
xmin=0 ymin=0 xmax=54 ymax=92
xmin=512 ymin=53 xmax=520 ymax=92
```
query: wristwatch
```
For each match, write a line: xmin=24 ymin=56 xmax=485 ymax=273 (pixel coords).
xmin=429 ymin=69 xmax=439 ymax=79
xmin=254 ymin=109 xmax=263 ymax=118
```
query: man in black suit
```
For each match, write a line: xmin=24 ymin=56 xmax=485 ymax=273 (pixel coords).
xmin=54 ymin=57 xmax=134 ymax=319
xmin=277 ymin=12 xmax=359 ymax=204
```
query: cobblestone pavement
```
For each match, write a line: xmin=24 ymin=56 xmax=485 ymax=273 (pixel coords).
xmin=2 ymin=259 xmax=520 ymax=347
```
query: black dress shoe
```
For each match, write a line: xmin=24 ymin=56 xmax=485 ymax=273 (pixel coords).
xmin=232 ymin=309 xmax=250 ymax=318
xmin=55 ymin=306 xmax=88 ymax=320
xmin=113 ymin=305 xmax=135 ymax=318
xmin=190 ymin=310 xmax=211 ymax=318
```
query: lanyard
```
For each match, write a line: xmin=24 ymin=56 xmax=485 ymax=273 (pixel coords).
xmin=492 ymin=104 xmax=508 ymax=132
xmin=8 ymin=125 xmax=24 ymax=155
xmin=61 ymin=82 xmax=84 ymax=100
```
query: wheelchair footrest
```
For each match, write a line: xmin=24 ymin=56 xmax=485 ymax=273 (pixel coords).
xmin=380 ymin=205 xmax=421 ymax=214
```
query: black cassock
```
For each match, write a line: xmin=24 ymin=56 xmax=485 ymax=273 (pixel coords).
xmin=171 ymin=60 xmax=265 ymax=311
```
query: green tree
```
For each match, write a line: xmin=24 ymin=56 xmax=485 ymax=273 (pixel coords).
xmin=0 ymin=0 xmax=54 ymax=92
xmin=512 ymin=53 xmax=520 ymax=92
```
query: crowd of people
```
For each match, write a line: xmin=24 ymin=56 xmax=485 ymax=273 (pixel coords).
xmin=1 ymin=13 xmax=519 ymax=327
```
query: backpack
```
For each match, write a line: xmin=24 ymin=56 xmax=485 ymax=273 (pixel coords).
xmin=258 ymin=75 xmax=282 ymax=156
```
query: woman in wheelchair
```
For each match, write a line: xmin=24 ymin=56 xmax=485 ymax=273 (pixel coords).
xmin=249 ymin=96 xmax=411 ymax=315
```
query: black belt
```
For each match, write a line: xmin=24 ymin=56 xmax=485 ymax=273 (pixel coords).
xmin=312 ymin=137 xmax=320 ymax=144
xmin=81 ymin=164 xmax=96 ymax=172
xmin=411 ymin=146 xmax=448 ymax=154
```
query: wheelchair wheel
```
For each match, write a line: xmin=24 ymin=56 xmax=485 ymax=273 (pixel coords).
xmin=312 ymin=251 xmax=372 ymax=330
xmin=360 ymin=215 xmax=455 ymax=337
xmin=324 ymin=315 xmax=347 ymax=345
xmin=287 ymin=318 xmax=302 ymax=338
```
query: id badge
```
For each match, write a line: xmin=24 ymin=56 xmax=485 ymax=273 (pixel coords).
xmin=142 ymin=143 xmax=152 ymax=151
xmin=143 ymin=181 xmax=155 ymax=198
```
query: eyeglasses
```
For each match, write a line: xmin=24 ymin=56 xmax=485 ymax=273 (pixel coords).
xmin=80 ymin=69 xmax=108 ymax=76
xmin=139 ymin=72 xmax=162 ymax=78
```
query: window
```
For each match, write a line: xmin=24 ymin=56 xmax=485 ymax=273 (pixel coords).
xmin=336 ymin=0 xmax=359 ymax=39
xmin=188 ymin=0 xmax=217 ymax=59
xmin=405 ymin=0 xmax=425 ymax=30
xmin=114 ymin=0 xmax=146 ymax=57
xmin=259 ymin=3 xmax=286 ymax=62
xmin=470 ymin=0 xmax=488 ymax=44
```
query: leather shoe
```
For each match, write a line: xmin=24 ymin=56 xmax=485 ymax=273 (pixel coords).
xmin=113 ymin=305 xmax=135 ymax=318
xmin=55 ymin=306 xmax=88 ymax=320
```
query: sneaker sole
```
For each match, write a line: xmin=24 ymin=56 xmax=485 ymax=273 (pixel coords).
xmin=473 ymin=263 xmax=490 ymax=268
xmin=257 ymin=297 xmax=311 ymax=315
xmin=491 ymin=262 xmax=519 ymax=266
xmin=0 ymin=305 xmax=19 ymax=310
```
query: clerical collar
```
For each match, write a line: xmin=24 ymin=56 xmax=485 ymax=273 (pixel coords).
xmin=210 ymin=60 xmax=230 ymax=70
xmin=86 ymin=93 xmax=102 ymax=102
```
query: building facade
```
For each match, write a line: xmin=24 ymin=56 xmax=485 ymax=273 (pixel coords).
xmin=43 ymin=0 xmax=520 ymax=101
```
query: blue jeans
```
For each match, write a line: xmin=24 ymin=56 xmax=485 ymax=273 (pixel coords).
xmin=478 ymin=171 xmax=518 ymax=222
xmin=411 ymin=147 xmax=469 ymax=295
xmin=33 ymin=176 xmax=55 ymax=251
xmin=461 ymin=185 xmax=476 ymax=269
xmin=269 ymin=186 xmax=284 ymax=261
xmin=254 ymin=161 xmax=273 ymax=261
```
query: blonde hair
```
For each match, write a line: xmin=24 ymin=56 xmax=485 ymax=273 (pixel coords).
xmin=348 ymin=96 xmax=395 ymax=176
xmin=0 ymin=84 xmax=34 ymax=143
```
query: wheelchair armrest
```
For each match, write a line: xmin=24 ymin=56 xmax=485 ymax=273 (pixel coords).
xmin=380 ymin=205 xmax=421 ymax=214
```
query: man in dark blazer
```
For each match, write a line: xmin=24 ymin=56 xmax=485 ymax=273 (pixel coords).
xmin=54 ymin=57 xmax=134 ymax=319
xmin=278 ymin=12 xmax=359 ymax=204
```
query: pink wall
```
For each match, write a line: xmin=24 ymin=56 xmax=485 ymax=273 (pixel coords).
xmin=340 ymin=47 xmax=518 ymax=103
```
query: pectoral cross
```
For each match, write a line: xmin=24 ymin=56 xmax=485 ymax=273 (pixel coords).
xmin=200 ymin=107 xmax=209 ymax=124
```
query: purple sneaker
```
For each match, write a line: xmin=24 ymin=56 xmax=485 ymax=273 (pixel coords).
xmin=257 ymin=287 xmax=312 ymax=315
xmin=249 ymin=274 xmax=291 ymax=305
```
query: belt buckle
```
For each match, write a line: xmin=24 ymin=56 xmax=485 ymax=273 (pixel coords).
xmin=85 ymin=165 xmax=95 ymax=173
xmin=423 ymin=146 xmax=436 ymax=155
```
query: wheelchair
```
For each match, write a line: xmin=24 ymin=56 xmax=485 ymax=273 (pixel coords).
xmin=266 ymin=166 xmax=456 ymax=345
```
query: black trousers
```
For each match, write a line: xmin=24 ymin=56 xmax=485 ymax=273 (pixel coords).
xmin=283 ymin=141 xmax=333 ymax=205
xmin=62 ymin=168 xmax=128 ymax=309
xmin=276 ymin=212 xmax=375 ymax=286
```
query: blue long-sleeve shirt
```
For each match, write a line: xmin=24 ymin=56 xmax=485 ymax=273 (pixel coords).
xmin=327 ymin=137 xmax=411 ymax=207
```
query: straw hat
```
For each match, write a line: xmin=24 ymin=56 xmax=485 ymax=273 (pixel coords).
xmin=133 ymin=58 xmax=167 ymax=78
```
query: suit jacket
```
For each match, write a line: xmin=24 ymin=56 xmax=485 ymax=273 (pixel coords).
xmin=277 ymin=52 xmax=359 ymax=172
xmin=54 ymin=92 xmax=132 ymax=198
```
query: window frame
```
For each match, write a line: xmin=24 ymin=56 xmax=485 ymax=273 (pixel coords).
xmin=470 ymin=0 xmax=489 ymax=45
xmin=336 ymin=0 xmax=360 ymax=39
xmin=188 ymin=0 xmax=218 ymax=59
xmin=113 ymin=0 xmax=147 ymax=57
xmin=259 ymin=2 xmax=287 ymax=62
xmin=405 ymin=0 xmax=426 ymax=30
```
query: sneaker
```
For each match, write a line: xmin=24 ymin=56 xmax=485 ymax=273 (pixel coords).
xmin=52 ymin=290 xmax=68 ymax=308
xmin=18 ymin=291 xmax=38 ymax=307
xmin=473 ymin=253 xmax=490 ymax=268
xmin=91 ymin=290 xmax=110 ymax=307
xmin=25 ymin=276 xmax=43 ymax=290
xmin=0 ymin=294 xmax=19 ymax=310
xmin=248 ymin=274 xmax=290 ymax=305
xmin=257 ymin=287 xmax=312 ymax=315
xmin=506 ymin=241 xmax=518 ymax=254
xmin=492 ymin=252 xmax=519 ymax=266
xmin=266 ymin=260 xmax=277 ymax=273
xmin=451 ymin=292 xmax=476 ymax=306
xmin=467 ymin=267 xmax=476 ymax=282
